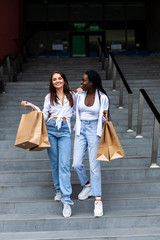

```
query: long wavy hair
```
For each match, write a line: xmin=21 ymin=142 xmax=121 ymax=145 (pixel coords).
xmin=49 ymin=71 xmax=74 ymax=107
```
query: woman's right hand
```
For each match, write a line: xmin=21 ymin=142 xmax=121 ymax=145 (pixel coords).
xmin=21 ymin=101 xmax=38 ymax=111
xmin=21 ymin=101 xmax=36 ymax=110
xmin=76 ymin=88 xmax=83 ymax=94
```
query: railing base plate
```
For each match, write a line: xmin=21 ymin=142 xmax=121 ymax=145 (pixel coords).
xmin=127 ymin=129 xmax=134 ymax=133
xmin=136 ymin=135 xmax=143 ymax=139
xmin=150 ymin=164 xmax=160 ymax=168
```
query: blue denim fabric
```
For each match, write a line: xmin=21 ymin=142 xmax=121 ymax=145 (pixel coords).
xmin=46 ymin=119 xmax=73 ymax=205
xmin=72 ymin=120 xmax=101 ymax=197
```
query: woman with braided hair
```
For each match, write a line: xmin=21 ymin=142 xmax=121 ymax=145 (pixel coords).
xmin=73 ymin=70 xmax=109 ymax=217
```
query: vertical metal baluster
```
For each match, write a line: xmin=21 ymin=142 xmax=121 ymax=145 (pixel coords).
xmin=6 ymin=56 xmax=13 ymax=81
xmin=150 ymin=118 xmax=160 ymax=168
xmin=105 ymin=58 xmax=108 ymax=80
xmin=23 ymin=45 xmax=27 ymax=59
xmin=101 ymin=56 xmax=104 ymax=70
xmin=112 ymin=63 xmax=116 ymax=91
xmin=99 ymin=46 xmax=102 ymax=63
xmin=19 ymin=53 xmax=23 ymax=72
xmin=0 ymin=65 xmax=5 ymax=93
xmin=16 ymin=54 xmax=20 ymax=73
xmin=136 ymin=91 xmax=144 ymax=138
xmin=108 ymin=55 xmax=112 ymax=80
xmin=127 ymin=93 xmax=133 ymax=132
xmin=119 ymin=78 xmax=123 ymax=109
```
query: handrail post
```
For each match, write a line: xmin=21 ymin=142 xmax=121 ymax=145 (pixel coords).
xmin=6 ymin=56 xmax=13 ymax=81
xmin=150 ymin=118 xmax=160 ymax=168
xmin=136 ymin=91 xmax=144 ymax=138
xmin=19 ymin=53 xmax=23 ymax=72
xmin=119 ymin=77 xmax=123 ymax=109
xmin=16 ymin=54 xmax=20 ymax=73
xmin=23 ymin=45 xmax=27 ymax=60
xmin=99 ymin=45 xmax=102 ymax=62
xmin=0 ymin=65 xmax=5 ymax=93
xmin=101 ymin=56 xmax=104 ymax=70
xmin=105 ymin=58 xmax=108 ymax=79
xmin=127 ymin=93 xmax=133 ymax=132
xmin=17 ymin=53 xmax=22 ymax=73
xmin=108 ymin=54 xmax=112 ymax=79
xmin=112 ymin=63 xmax=116 ymax=91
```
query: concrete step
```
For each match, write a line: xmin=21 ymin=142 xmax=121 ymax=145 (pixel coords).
xmin=0 ymin=124 xmax=157 ymax=136
xmin=0 ymin=228 xmax=160 ymax=240
xmin=0 ymin=196 xmax=160 ymax=215
xmin=0 ymin=180 xmax=160 ymax=200
xmin=0 ymin=209 xmax=160 ymax=232
xmin=0 ymin=115 xmax=155 ymax=128
xmin=0 ymin=130 xmax=156 ymax=141
xmin=0 ymin=110 xmax=156 ymax=121
xmin=0 ymin=167 xmax=160 ymax=183
xmin=0 ymin=145 xmax=160 ymax=159
xmin=0 ymin=137 xmax=154 ymax=150
xmin=0 ymin=156 xmax=157 ymax=171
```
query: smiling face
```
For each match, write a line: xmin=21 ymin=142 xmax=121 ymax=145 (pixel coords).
xmin=81 ymin=74 xmax=93 ymax=91
xmin=52 ymin=73 xmax=65 ymax=89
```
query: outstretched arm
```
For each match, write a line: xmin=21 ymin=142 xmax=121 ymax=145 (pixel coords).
xmin=21 ymin=101 xmax=37 ymax=111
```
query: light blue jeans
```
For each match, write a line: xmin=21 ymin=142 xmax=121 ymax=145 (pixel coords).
xmin=72 ymin=120 xmax=101 ymax=197
xmin=46 ymin=119 xmax=73 ymax=205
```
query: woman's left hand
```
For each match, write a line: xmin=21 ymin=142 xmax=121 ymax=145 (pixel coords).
xmin=103 ymin=110 xmax=108 ymax=119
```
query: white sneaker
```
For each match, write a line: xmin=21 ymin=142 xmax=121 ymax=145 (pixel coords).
xmin=78 ymin=186 xmax=92 ymax=200
xmin=54 ymin=191 xmax=62 ymax=201
xmin=94 ymin=200 xmax=103 ymax=217
xmin=62 ymin=204 xmax=72 ymax=218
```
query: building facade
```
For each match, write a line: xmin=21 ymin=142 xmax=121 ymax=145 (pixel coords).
xmin=25 ymin=0 xmax=147 ymax=57
xmin=0 ymin=0 xmax=160 ymax=59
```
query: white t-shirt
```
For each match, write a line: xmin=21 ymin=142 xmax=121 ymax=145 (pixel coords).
xmin=74 ymin=90 xmax=109 ymax=137
xmin=79 ymin=89 xmax=100 ymax=120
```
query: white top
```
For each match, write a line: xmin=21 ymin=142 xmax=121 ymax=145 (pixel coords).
xmin=79 ymin=89 xmax=99 ymax=120
xmin=74 ymin=90 xmax=109 ymax=137
xmin=33 ymin=92 xmax=75 ymax=133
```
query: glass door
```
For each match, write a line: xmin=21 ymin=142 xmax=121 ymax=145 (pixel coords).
xmin=88 ymin=34 xmax=103 ymax=57
xmin=71 ymin=35 xmax=86 ymax=57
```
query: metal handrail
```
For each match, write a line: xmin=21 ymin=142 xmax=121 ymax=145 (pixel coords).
xmin=97 ymin=38 xmax=133 ymax=132
xmin=0 ymin=43 xmax=27 ymax=93
xmin=136 ymin=89 xmax=160 ymax=168
xmin=109 ymin=52 xmax=132 ymax=93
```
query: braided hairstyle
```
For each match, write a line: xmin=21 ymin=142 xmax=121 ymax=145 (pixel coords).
xmin=85 ymin=70 xmax=110 ymax=119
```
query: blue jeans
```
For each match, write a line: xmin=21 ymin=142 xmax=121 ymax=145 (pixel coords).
xmin=72 ymin=120 xmax=101 ymax=197
xmin=46 ymin=119 xmax=73 ymax=205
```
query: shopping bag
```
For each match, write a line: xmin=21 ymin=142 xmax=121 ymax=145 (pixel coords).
xmin=30 ymin=113 xmax=50 ymax=151
xmin=14 ymin=110 xmax=42 ymax=149
xmin=96 ymin=120 xmax=125 ymax=161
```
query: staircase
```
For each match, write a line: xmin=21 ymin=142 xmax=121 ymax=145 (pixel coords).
xmin=0 ymin=56 xmax=160 ymax=239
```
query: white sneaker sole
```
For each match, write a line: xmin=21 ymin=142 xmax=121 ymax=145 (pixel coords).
xmin=78 ymin=192 xmax=92 ymax=200
xmin=63 ymin=213 xmax=71 ymax=218
xmin=94 ymin=211 xmax=103 ymax=217
xmin=54 ymin=198 xmax=61 ymax=202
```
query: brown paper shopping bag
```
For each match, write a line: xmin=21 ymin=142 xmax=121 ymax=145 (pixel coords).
xmin=96 ymin=120 xmax=125 ymax=161
xmin=30 ymin=114 xmax=50 ymax=151
xmin=14 ymin=111 xmax=42 ymax=149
